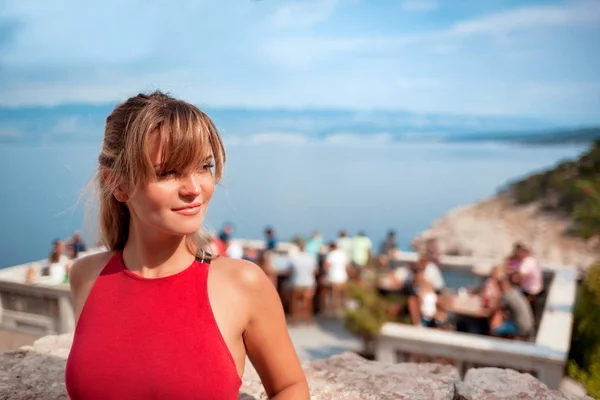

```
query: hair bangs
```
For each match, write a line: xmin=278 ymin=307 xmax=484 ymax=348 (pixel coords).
xmin=147 ymin=102 xmax=226 ymax=181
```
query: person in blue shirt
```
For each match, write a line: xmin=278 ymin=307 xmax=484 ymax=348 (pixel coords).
xmin=305 ymin=231 xmax=323 ymax=257
xmin=265 ymin=227 xmax=277 ymax=251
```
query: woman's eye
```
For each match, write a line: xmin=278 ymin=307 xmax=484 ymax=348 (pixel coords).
xmin=157 ymin=170 xmax=178 ymax=179
xmin=204 ymin=163 xmax=215 ymax=170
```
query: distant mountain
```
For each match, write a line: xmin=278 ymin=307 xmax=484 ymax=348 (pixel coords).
xmin=450 ymin=127 xmax=600 ymax=145
xmin=0 ymin=103 xmax=597 ymax=145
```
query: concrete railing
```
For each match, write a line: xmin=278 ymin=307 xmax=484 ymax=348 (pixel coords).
xmin=0 ymin=280 xmax=73 ymax=336
xmin=375 ymin=267 xmax=577 ymax=390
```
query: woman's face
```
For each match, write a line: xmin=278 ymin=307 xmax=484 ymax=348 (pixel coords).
xmin=125 ymin=136 xmax=215 ymax=237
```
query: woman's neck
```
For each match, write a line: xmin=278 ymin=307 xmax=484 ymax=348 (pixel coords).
xmin=122 ymin=220 xmax=195 ymax=279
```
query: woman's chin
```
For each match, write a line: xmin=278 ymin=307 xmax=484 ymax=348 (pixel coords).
xmin=162 ymin=223 xmax=204 ymax=237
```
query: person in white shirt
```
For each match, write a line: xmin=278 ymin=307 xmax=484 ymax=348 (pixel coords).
xmin=423 ymin=258 xmax=445 ymax=292
xmin=38 ymin=240 xmax=70 ymax=285
xmin=321 ymin=242 xmax=349 ymax=316
xmin=288 ymin=241 xmax=317 ymax=325
xmin=336 ymin=230 xmax=353 ymax=262
xmin=225 ymin=240 xmax=243 ymax=259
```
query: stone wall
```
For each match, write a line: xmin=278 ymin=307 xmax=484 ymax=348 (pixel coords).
xmin=0 ymin=334 xmax=591 ymax=399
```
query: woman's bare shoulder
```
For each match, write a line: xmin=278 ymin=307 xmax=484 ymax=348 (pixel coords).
xmin=69 ymin=251 xmax=114 ymax=288
xmin=211 ymin=256 xmax=272 ymax=293
xmin=69 ymin=251 xmax=115 ymax=323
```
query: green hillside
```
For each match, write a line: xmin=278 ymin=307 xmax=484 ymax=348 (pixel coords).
xmin=505 ymin=139 xmax=600 ymax=239
xmin=505 ymin=140 xmax=600 ymax=396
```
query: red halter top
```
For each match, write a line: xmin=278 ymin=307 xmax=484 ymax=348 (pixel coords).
xmin=65 ymin=252 xmax=241 ymax=399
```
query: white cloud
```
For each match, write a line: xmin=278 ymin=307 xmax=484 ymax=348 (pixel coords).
xmin=248 ymin=132 xmax=310 ymax=144
xmin=265 ymin=0 xmax=600 ymax=66
xmin=449 ymin=0 xmax=600 ymax=37
xmin=0 ymin=0 xmax=598 ymax=122
xmin=324 ymin=132 xmax=393 ymax=145
xmin=271 ymin=0 xmax=341 ymax=29
xmin=401 ymin=0 xmax=438 ymax=12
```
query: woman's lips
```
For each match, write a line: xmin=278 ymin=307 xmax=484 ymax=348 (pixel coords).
xmin=172 ymin=203 xmax=202 ymax=216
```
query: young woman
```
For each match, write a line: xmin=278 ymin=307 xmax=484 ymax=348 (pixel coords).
xmin=65 ymin=91 xmax=309 ymax=399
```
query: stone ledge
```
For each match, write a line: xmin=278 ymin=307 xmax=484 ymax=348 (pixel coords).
xmin=0 ymin=334 xmax=592 ymax=399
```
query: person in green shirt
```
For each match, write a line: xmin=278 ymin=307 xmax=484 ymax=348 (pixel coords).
xmin=351 ymin=231 xmax=372 ymax=272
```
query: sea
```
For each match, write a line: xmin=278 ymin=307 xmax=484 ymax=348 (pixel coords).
xmin=0 ymin=139 xmax=586 ymax=269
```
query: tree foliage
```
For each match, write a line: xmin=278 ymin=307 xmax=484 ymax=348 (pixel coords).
xmin=507 ymin=140 xmax=600 ymax=239
xmin=568 ymin=261 xmax=600 ymax=398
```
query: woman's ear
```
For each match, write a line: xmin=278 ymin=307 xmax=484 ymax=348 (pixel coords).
xmin=102 ymin=169 xmax=129 ymax=202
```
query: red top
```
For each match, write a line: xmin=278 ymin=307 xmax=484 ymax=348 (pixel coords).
xmin=65 ymin=252 xmax=241 ymax=399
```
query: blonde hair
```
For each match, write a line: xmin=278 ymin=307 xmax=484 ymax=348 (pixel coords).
xmin=90 ymin=91 xmax=225 ymax=256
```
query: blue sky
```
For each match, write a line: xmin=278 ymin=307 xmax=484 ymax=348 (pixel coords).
xmin=1 ymin=0 xmax=599 ymax=123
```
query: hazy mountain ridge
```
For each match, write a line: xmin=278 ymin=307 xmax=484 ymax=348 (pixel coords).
xmin=0 ymin=103 xmax=597 ymax=145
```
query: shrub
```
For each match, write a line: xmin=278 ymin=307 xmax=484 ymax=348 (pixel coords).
xmin=344 ymin=282 xmax=408 ymax=356
xmin=506 ymin=141 xmax=600 ymax=239
xmin=568 ymin=261 xmax=600 ymax=398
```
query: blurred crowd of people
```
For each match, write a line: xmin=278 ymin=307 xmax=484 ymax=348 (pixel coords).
xmin=208 ymin=224 xmax=545 ymax=342
xmin=377 ymin=239 xmax=544 ymax=342
xmin=30 ymin=224 xmax=545 ymax=342
xmin=26 ymin=231 xmax=87 ymax=285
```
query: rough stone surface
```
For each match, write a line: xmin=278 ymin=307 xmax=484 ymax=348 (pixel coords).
xmin=0 ymin=350 xmax=68 ymax=400
xmin=413 ymin=195 xmax=599 ymax=273
xmin=241 ymin=352 xmax=459 ymax=399
xmin=0 ymin=336 xmax=592 ymax=399
xmin=455 ymin=368 xmax=594 ymax=400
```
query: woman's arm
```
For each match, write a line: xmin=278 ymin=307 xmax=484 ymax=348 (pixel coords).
xmin=241 ymin=264 xmax=309 ymax=399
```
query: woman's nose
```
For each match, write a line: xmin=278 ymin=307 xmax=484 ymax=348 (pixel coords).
xmin=180 ymin=173 xmax=201 ymax=197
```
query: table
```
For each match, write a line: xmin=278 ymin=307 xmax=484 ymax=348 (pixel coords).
xmin=443 ymin=294 xmax=492 ymax=335
xmin=444 ymin=294 xmax=491 ymax=319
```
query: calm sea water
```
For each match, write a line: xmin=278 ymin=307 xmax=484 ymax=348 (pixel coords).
xmin=0 ymin=141 xmax=586 ymax=268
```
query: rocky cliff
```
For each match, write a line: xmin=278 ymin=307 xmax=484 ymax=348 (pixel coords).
xmin=0 ymin=333 xmax=591 ymax=399
xmin=413 ymin=194 xmax=599 ymax=273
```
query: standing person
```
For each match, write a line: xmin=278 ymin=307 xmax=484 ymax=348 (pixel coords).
xmin=264 ymin=227 xmax=277 ymax=251
xmin=378 ymin=230 xmax=397 ymax=269
xmin=350 ymin=231 xmax=372 ymax=280
xmin=257 ymin=250 xmax=277 ymax=287
xmin=68 ymin=231 xmax=87 ymax=259
xmin=219 ymin=223 xmax=234 ymax=243
xmin=305 ymin=231 xmax=323 ymax=258
xmin=336 ymin=229 xmax=353 ymax=262
xmin=288 ymin=240 xmax=318 ymax=325
xmin=321 ymin=241 xmax=349 ymax=316
xmin=65 ymin=91 xmax=308 ymax=399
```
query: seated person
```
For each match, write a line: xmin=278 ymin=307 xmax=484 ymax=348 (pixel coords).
xmin=412 ymin=253 xmax=445 ymax=293
xmin=37 ymin=248 xmax=69 ymax=285
xmin=425 ymin=238 xmax=441 ymax=266
xmin=505 ymin=242 xmax=524 ymax=272
xmin=378 ymin=265 xmax=423 ymax=326
xmin=418 ymin=279 xmax=438 ymax=328
xmin=387 ymin=246 xmax=405 ymax=271
xmin=515 ymin=245 xmax=544 ymax=321
xmin=490 ymin=275 xmax=534 ymax=338
xmin=481 ymin=265 xmax=505 ymax=331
